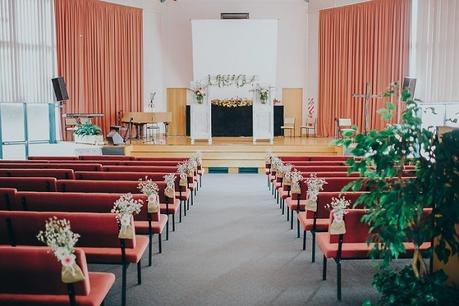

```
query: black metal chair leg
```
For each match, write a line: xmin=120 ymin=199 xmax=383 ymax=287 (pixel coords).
xmin=137 ymin=260 xmax=142 ymax=285
xmin=166 ymin=219 xmax=169 ymax=241
xmin=282 ymin=199 xmax=285 ymax=215
xmin=312 ymin=231 xmax=316 ymax=262
xmin=122 ymin=263 xmax=127 ymax=306
xmin=179 ymin=201 xmax=182 ymax=222
xmin=172 ymin=213 xmax=176 ymax=231
xmin=290 ymin=210 xmax=294 ymax=229
xmin=303 ymin=231 xmax=306 ymax=250
xmin=287 ymin=207 xmax=289 ymax=221
xmin=297 ymin=219 xmax=300 ymax=238
xmin=158 ymin=233 xmax=162 ymax=253
xmin=322 ymin=255 xmax=327 ymax=280
xmin=148 ymin=232 xmax=152 ymax=266
xmin=337 ymin=260 xmax=342 ymax=300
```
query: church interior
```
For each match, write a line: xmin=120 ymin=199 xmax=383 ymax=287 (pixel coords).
xmin=0 ymin=0 xmax=458 ymax=305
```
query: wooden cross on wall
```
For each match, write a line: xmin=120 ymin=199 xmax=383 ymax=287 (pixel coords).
xmin=352 ymin=82 xmax=382 ymax=135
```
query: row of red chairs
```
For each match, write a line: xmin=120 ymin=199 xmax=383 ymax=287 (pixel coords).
xmin=265 ymin=155 xmax=430 ymax=301
xmin=0 ymin=155 xmax=202 ymax=306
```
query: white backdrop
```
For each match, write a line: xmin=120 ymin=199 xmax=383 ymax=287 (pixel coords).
xmin=191 ymin=19 xmax=278 ymax=99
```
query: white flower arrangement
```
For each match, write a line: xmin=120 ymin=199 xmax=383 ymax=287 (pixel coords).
xmin=177 ymin=162 xmax=188 ymax=187
xmin=290 ymin=170 xmax=304 ymax=194
xmin=191 ymin=151 xmax=203 ymax=167
xmin=138 ymin=177 xmax=160 ymax=213
xmin=37 ymin=217 xmax=85 ymax=283
xmin=326 ymin=196 xmax=351 ymax=235
xmin=111 ymin=193 xmax=143 ymax=239
xmin=305 ymin=174 xmax=327 ymax=202
xmin=186 ymin=159 xmax=197 ymax=177
xmin=265 ymin=151 xmax=273 ymax=164
xmin=257 ymin=86 xmax=270 ymax=103
xmin=281 ymin=164 xmax=293 ymax=186
xmin=163 ymin=173 xmax=176 ymax=199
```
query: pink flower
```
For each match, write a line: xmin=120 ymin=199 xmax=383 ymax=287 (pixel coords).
xmin=61 ymin=254 xmax=76 ymax=267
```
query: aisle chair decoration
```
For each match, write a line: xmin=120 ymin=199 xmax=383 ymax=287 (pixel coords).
xmin=265 ymin=151 xmax=273 ymax=168
xmin=37 ymin=217 xmax=85 ymax=284
xmin=191 ymin=152 xmax=203 ymax=169
xmin=282 ymin=164 xmax=293 ymax=187
xmin=112 ymin=193 xmax=143 ymax=239
xmin=304 ymin=174 xmax=328 ymax=212
xmin=163 ymin=173 xmax=176 ymax=199
xmin=138 ymin=177 xmax=160 ymax=213
xmin=177 ymin=162 xmax=189 ymax=188
xmin=290 ymin=170 xmax=304 ymax=195
xmin=326 ymin=197 xmax=351 ymax=235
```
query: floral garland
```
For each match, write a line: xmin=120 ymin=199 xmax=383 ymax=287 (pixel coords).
xmin=207 ymin=74 xmax=256 ymax=88
xmin=304 ymin=174 xmax=327 ymax=212
xmin=37 ymin=217 xmax=85 ymax=284
xmin=326 ymin=196 xmax=351 ymax=235
xmin=163 ymin=173 xmax=176 ymax=199
xmin=111 ymin=193 xmax=143 ymax=239
xmin=211 ymin=98 xmax=253 ymax=108
xmin=138 ymin=177 xmax=160 ymax=213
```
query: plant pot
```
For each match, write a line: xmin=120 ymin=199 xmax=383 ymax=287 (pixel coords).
xmin=74 ymin=134 xmax=104 ymax=145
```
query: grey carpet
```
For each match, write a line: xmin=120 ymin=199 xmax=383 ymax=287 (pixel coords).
xmin=97 ymin=174 xmax=378 ymax=306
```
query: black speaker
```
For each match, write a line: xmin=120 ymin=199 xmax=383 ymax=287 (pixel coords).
xmin=107 ymin=130 xmax=125 ymax=146
xmin=51 ymin=77 xmax=69 ymax=101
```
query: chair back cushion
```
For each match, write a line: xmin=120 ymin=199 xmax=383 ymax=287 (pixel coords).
xmin=0 ymin=246 xmax=90 ymax=295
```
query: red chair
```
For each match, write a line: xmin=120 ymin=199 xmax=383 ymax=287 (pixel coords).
xmin=0 ymin=163 xmax=102 ymax=171
xmin=286 ymin=177 xmax=362 ymax=230
xmin=56 ymin=180 xmax=179 ymax=238
xmin=0 ymin=177 xmax=57 ymax=192
xmin=102 ymin=165 xmax=177 ymax=173
xmin=0 ymin=168 xmax=75 ymax=179
xmin=0 ymin=246 xmax=115 ymax=306
xmin=297 ymin=192 xmax=366 ymax=262
xmin=0 ymin=211 xmax=148 ymax=306
xmin=317 ymin=209 xmax=431 ymax=300
xmin=29 ymin=156 xmax=79 ymax=160
xmin=0 ymin=188 xmax=16 ymax=210
xmin=15 ymin=191 xmax=168 ymax=264
xmin=79 ymin=155 xmax=133 ymax=161
xmin=279 ymin=156 xmax=352 ymax=162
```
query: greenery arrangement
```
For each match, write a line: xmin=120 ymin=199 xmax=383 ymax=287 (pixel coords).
xmin=74 ymin=122 xmax=102 ymax=136
xmin=210 ymin=98 xmax=253 ymax=108
xmin=334 ymin=83 xmax=459 ymax=305
xmin=207 ymin=74 xmax=256 ymax=88
xmin=257 ymin=87 xmax=270 ymax=103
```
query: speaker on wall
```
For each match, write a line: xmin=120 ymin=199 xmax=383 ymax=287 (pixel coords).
xmin=51 ymin=77 xmax=69 ymax=102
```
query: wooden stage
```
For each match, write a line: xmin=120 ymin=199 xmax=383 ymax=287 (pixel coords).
xmin=121 ymin=136 xmax=342 ymax=172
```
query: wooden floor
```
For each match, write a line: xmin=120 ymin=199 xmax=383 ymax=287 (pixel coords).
xmin=122 ymin=135 xmax=342 ymax=170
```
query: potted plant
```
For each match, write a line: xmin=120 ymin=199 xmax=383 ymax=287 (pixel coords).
xmin=73 ymin=122 xmax=104 ymax=145
xmin=335 ymin=83 xmax=459 ymax=305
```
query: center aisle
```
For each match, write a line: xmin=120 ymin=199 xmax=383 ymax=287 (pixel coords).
xmin=104 ymin=174 xmax=376 ymax=306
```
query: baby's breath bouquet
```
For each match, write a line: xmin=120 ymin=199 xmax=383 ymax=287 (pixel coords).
xmin=186 ymin=158 xmax=197 ymax=177
xmin=163 ymin=173 xmax=176 ymax=199
xmin=138 ymin=177 xmax=159 ymax=213
xmin=290 ymin=170 xmax=304 ymax=194
xmin=177 ymin=162 xmax=188 ymax=187
xmin=304 ymin=174 xmax=327 ymax=212
xmin=37 ymin=217 xmax=85 ymax=284
xmin=265 ymin=151 xmax=273 ymax=165
xmin=191 ymin=151 xmax=202 ymax=168
xmin=282 ymin=164 xmax=293 ymax=187
xmin=326 ymin=196 xmax=351 ymax=235
xmin=112 ymin=193 xmax=143 ymax=239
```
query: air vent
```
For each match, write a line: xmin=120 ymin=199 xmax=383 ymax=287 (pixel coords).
xmin=221 ymin=13 xmax=249 ymax=20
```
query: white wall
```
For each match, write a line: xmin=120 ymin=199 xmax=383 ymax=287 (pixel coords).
xmin=106 ymin=0 xmax=370 ymax=116
xmin=160 ymin=0 xmax=308 ymax=103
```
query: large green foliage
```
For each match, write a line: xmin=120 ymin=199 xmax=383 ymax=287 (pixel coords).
xmin=74 ymin=122 xmax=102 ymax=136
xmin=335 ymin=83 xmax=459 ymax=305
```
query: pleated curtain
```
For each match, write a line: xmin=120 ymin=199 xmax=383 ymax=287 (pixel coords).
xmin=317 ymin=0 xmax=411 ymax=137
xmin=413 ymin=0 xmax=459 ymax=103
xmin=54 ymin=0 xmax=143 ymax=136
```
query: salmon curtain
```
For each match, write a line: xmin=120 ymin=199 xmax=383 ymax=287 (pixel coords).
xmin=317 ymin=0 xmax=411 ymax=137
xmin=54 ymin=0 xmax=143 ymax=137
